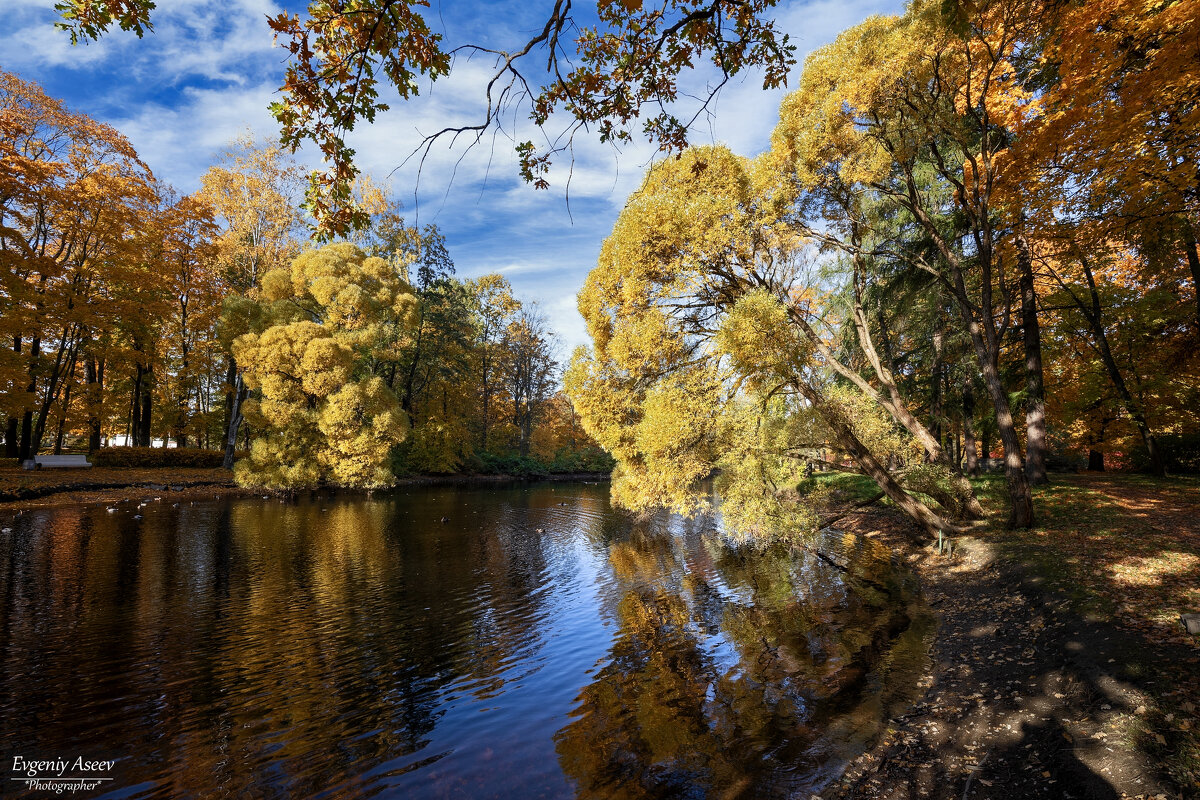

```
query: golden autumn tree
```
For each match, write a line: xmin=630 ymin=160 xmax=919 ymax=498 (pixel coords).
xmin=500 ymin=305 xmax=558 ymax=458
xmin=769 ymin=0 xmax=1050 ymax=525
xmin=232 ymin=243 xmax=417 ymax=489
xmin=199 ymin=135 xmax=306 ymax=295
xmin=1035 ymin=235 xmax=1200 ymax=472
xmin=1010 ymin=0 xmax=1200 ymax=329
xmin=0 ymin=70 xmax=157 ymax=459
xmin=995 ymin=0 xmax=1200 ymax=474
xmin=199 ymin=135 xmax=307 ymax=466
xmin=156 ymin=191 xmax=222 ymax=448
xmin=567 ymin=147 xmax=964 ymax=542
xmin=469 ymin=274 xmax=521 ymax=454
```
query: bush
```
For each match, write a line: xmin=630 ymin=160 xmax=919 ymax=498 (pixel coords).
xmin=92 ymin=447 xmax=228 ymax=468
xmin=474 ymin=452 xmax=550 ymax=478
xmin=548 ymin=446 xmax=615 ymax=474
xmin=1129 ymin=433 xmax=1200 ymax=474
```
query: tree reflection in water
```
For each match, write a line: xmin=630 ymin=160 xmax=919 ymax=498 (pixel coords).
xmin=556 ymin=518 xmax=932 ymax=799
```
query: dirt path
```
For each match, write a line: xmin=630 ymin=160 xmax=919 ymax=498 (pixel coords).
xmin=820 ymin=507 xmax=1197 ymax=800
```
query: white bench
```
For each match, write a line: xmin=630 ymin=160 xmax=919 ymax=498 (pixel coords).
xmin=21 ymin=455 xmax=93 ymax=470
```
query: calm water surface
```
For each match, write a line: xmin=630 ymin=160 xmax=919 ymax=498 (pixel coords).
xmin=0 ymin=482 xmax=931 ymax=799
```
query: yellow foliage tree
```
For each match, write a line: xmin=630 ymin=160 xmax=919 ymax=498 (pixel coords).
xmin=568 ymin=148 xmax=961 ymax=543
xmin=233 ymin=243 xmax=416 ymax=489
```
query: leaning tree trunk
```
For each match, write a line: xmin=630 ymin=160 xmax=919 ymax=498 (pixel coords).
xmin=1017 ymin=233 xmax=1048 ymax=485
xmin=1076 ymin=253 xmax=1167 ymax=477
xmin=791 ymin=292 xmax=984 ymax=520
xmin=796 ymin=380 xmax=960 ymax=540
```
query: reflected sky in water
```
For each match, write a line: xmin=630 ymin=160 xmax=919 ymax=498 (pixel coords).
xmin=0 ymin=483 xmax=931 ymax=799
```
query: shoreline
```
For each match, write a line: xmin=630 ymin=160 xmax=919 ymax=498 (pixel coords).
xmin=820 ymin=505 xmax=1190 ymax=799
xmin=0 ymin=469 xmax=612 ymax=516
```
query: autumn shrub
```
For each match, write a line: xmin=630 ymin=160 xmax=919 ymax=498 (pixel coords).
xmin=92 ymin=447 xmax=227 ymax=468
xmin=475 ymin=452 xmax=550 ymax=478
xmin=391 ymin=417 xmax=473 ymax=476
xmin=548 ymin=447 xmax=615 ymax=474
xmin=231 ymin=244 xmax=416 ymax=490
xmin=1129 ymin=433 xmax=1200 ymax=474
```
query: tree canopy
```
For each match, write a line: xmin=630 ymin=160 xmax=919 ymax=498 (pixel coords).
xmin=568 ymin=0 xmax=1199 ymax=538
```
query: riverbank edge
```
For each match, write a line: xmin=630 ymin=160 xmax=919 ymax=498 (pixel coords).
xmin=0 ymin=470 xmax=612 ymax=514
xmin=819 ymin=505 xmax=1190 ymax=799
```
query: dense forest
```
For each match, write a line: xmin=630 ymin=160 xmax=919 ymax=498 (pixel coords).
xmin=0 ymin=74 xmax=609 ymax=485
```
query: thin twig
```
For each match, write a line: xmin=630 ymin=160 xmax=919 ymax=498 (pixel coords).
xmin=962 ymin=747 xmax=992 ymax=800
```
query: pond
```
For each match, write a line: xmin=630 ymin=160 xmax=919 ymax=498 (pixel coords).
xmin=0 ymin=482 xmax=931 ymax=799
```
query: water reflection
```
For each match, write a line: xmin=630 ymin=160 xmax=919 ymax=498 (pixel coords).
xmin=557 ymin=517 xmax=930 ymax=799
xmin=0 ymin=484 xmax=929 ymax=799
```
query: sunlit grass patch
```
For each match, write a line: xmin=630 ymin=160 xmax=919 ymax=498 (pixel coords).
xmin=963 ymin=473 xmax=1200 ymax=645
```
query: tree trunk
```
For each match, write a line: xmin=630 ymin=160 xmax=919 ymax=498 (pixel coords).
xmin=1088 ymin=449 xmax=1104 ymax=471
xmin=898 ymin=170 xmax=1033 ymax=527
xmin=1077 ymin=253 xmax=1166 ymax=477
xmin=138 ymin=366 xmax=153 ymax=447
xmin=18 ymin=335 xmax=41 ymax=460
xmin=1183 ymin=220 xmax=1200 ymax=334
xmin=4 ymin=417 xmax=17 ymax=459
xmin=980 ymin=350 xmax=1035 ymax=527
xmin=954 ymin=422 xmax=963 ymax=471
xmin=53 ymin=378 xmax=74 ymax=454
xmin=130 ymin=364 xmax=143 ymax=447
xmin=791 ymin=293 xmax=985 ymax=519
xmin=30 ymin=327 xmax=81 ymax=458
xmin=177 ymin=341 xmax=190 ymax=448
xmin=930 ymin=328 xmax=944 ymax=460
xmin=962 ymin=380 xmax=979 ymax=476
xmin=799 ymin=382 xmax=959 ymax=540
xmin=223 ymin=371 xmax=247 ymax=469
xmin=1017 ymin=233 xmax=1049 ymax=485
xmin=6 ymin=336 xmax=20 ymax=458
xmin=222 ymin=356 xmax=236 ymax=435
xmin=86 ymin=356 xmax=103 ymax=452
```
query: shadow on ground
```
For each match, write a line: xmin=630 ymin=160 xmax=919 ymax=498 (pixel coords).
xmin=822 ymin=504 xmax=1198 ymax=800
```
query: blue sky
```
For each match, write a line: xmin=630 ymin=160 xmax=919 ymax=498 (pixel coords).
xmin=4 ymin=0 xmax=903 ymax=357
